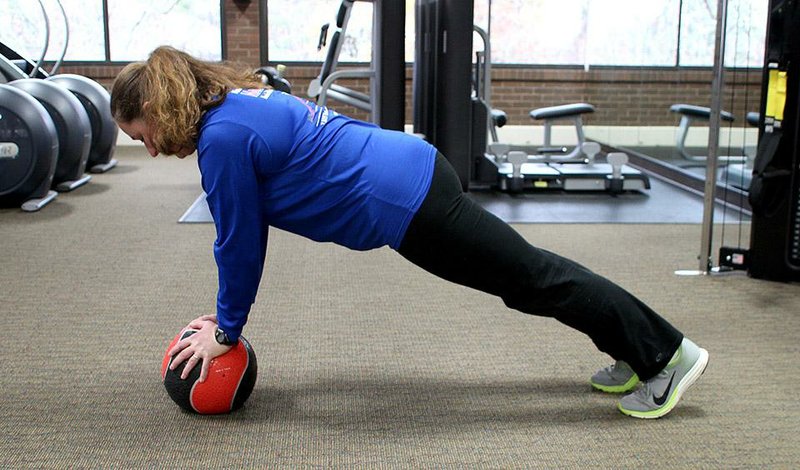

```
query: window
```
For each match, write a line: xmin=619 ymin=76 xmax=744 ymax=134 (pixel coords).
xmin=4 ymin=0 xmax=764 ymax=67
xmin=268 ymin=0 xmax=373 ymax=63
xmin=483 ymin=0 xmax=588 ymax=65
xmin=586 ymin=1 xmax=679 ymax=66
xmin=0 ymin=0 xmax=222 ymax=63
xmin=477 ymin=0 xmax=765 ymax=67
xmin=679 ymin=0 xmax=768 ymax=67
xmin=107 ymin=0 xmax=222 ymax=61
xmin=0 ymin=0 xmax=105 ymax=62
xmin=268 ymin=0 xmax=765 ymax=68
xmin=267 ymin=0 xmax=418 ymax=63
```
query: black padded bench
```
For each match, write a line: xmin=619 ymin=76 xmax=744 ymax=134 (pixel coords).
xmin=670 ymin=103 xmax=735 ymax=122
xmin=669 ymin=104 xmax=743 ymax=162
xmin=529 ymin=102 xmax=595 ymax=160
xmin=491 ymin=109 xmax=508 ymax=127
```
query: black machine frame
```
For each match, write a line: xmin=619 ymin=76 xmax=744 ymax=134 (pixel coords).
xmin=746 ymin=0 xmax=800 ymax=282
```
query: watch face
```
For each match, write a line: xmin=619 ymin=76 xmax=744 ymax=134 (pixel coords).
xmin=215 ymin=328 xmax=237 ymax=345
xmin=215 ymin=328 xmax=230 ymax=345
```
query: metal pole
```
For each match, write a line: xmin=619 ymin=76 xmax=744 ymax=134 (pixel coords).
xmin=30 ymin=0 xmax=50 ymax=78
xmin=483 ymin=28 xmax=491 ymax=114
xmin=698 ymin=0 xmax=729 ymax=273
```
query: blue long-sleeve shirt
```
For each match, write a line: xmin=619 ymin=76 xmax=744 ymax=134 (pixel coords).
xmin=197 ymin=89 xmax=436 ymax=340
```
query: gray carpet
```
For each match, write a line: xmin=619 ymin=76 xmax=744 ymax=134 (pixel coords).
xmin=1 ymin=147 xmax=798 ymax=468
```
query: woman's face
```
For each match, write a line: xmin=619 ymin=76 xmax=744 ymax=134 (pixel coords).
xmin=117 ymin=118 xmax=196 ymax=159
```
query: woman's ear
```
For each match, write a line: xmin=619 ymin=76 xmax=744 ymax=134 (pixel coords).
xmin=142 ymin=101 xmax=150 ymax=111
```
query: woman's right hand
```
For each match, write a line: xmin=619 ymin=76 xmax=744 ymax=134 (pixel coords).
xmin=187 ymin=314 xmax=217 ymax=330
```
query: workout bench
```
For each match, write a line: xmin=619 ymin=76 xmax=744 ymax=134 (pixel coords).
xmin=529 ymin=102 xmax=595 ymax=161
xmin=670 ymin=104 xmax=746 ymax=163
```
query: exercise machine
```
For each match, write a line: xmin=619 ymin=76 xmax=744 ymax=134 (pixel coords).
xmin=744 ymin=0 xmax=800 ymax=282
xmin=479 ymin=68 xmax=650 ymax=193
xmin=0 ymin=84 xmax=59 ymax=211
xmin=414 ymin=3 xmax=649 ymax=194
xmin=8 ymin=78 xmax=92 ymax=191
xmin=5 ymin=2 xmax=92 ymax=191
xmin=255 ymin=65 xmax=291 ymax=94
xmin=0 ymin=0 xmax=120 ymax=211
xmin=477 ymin=68 xmax=649 ymax=192
xmin=0 ymin=0 xmax=63 ymax=210
xmin=1 ymin=0 xmax=118 ymax=175
xmin=669 ymin=103 xmax=748 ymax=164
xmin=46 ymin=74 xmax=118 ymax=173
xmin=307 ymin=0 xmax=405 ymax=130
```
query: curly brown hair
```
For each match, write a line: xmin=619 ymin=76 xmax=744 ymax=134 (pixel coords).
xmin=111 ymin=46 xmax=265 ymax=154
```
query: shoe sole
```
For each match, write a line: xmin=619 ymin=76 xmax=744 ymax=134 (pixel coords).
xmin=591 ymin=374 xmax=640 ymax=394
xmin=618 ymin=348 xmax=709 ymax=419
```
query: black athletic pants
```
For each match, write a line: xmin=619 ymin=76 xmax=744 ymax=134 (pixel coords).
xmin=397 ymin=153 xmax=683 ymax=380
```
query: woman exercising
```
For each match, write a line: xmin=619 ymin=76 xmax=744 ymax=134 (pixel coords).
xmin=111 ymin=46 xmax=708 ymax=419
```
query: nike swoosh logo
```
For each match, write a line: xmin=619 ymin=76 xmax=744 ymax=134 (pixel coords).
xmin=653 ymin=372 xmax=676 ymax=406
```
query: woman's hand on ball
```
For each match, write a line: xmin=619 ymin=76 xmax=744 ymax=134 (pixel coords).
xmin=187 ymin=314 xmax=217 ymax=329
xmin=168 ymin=320 xmax=231 ymax=382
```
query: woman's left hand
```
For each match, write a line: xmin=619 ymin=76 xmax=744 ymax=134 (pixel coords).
xmin=167 ymin=319 xmax=232 ymax=382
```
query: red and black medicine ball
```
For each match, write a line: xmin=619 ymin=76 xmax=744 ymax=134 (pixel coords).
xmin=161 ymin=328 xmax=257 ymax=414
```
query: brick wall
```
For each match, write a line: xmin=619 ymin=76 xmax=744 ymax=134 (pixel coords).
xmin=225 ymin=0 xmax=261 ymax=64
xmin=57 ymin=0 xmax=763 ymax=128
xmin=489 ymin=67 xmax=762 ymax=127
xmin=275 ymin=65 xmax=762 ymax=128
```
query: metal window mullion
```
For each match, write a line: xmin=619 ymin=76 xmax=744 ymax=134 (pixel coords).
xmin=220 ymin=0 xmax=227 ymax=60
xmin=102 ymin=0 xmax=111 ymax=61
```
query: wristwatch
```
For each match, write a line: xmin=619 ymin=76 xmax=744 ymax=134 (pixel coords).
xmin=214 ymin=327 xmax=238 ymax=346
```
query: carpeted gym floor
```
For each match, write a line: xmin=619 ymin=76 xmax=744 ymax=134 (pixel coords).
xmin=1 ymin=147 xmax=797 ymax=468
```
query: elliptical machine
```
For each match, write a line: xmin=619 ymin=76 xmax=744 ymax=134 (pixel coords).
xmin=0 ymin=84 xmax=59 ymax=211
xmin=46 ymin=73 xmax=118 ymax=174
xmin=8 ymin=78 xmax=92 ymax=192
xmin=0 ymin=0 xmax=118 ymax=211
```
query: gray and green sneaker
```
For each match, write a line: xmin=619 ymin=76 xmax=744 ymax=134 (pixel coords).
xmin=591 ymin=360 xmax=640 ymax=393
xmin=618 ymin=337 xmax=709 ymax=419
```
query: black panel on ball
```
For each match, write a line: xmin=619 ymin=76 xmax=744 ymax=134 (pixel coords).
xmin=163 ymin=330 xmax=202 ymax=413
